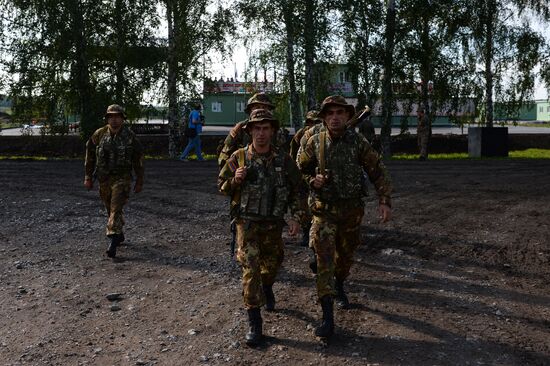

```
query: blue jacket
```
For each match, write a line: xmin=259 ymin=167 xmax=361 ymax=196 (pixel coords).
xmin=188 ymin=110 xmax=202 ymax=134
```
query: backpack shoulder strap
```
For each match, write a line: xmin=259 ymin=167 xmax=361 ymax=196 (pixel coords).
xmin=319 ymin=131 xmax=326 ymax=175
xmin=237 ymin=147 xmax=246 ymax=168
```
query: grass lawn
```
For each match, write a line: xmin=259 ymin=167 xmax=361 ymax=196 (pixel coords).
xmin=392 ymin=149 xmax=550 ymax=160
xmin=521 ymin=123 xmax=550 ymax=128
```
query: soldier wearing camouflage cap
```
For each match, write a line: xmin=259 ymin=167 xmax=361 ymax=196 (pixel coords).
xmin=217 ymin=92 xmax=276 ymax=169
xmin=289 ymin=110 xmax=322 ymax=161
xmin=217 ymin=93 xmax=289 ymax=281
xmin=218 ymin=109 xmax=306 ymax=347
xmin=84 ymin=104 xmax=144 ymax=259
xmin=289 ymin=110 xmax=323 ymax=258
xmin=298 ymin=95 xmax=392 ymax=339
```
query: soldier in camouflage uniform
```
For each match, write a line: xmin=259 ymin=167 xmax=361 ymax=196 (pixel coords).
xmin=290 ymin=110 xmax=322 ymax=161
xmin=84 ymin=104 xmax=144 ymax=258
xmin=218 ymin=93 xmax=289 ymax=258
xmin=296 ymin=105 xmax=372 ymax=163
xmin=218 ymin=109 xmax=305 ymax=346
xmin=290 ymin=111 xmax=322 ymax=250
xmin=354 ymin=105 xmax=378 ymax=148
xmin=417 ymin=108 xmax=430 ymax=160
xmin=217 ymin=92 xmax=276 ymax=169
xmin=299 ymin=95 xmax=392 ymax=339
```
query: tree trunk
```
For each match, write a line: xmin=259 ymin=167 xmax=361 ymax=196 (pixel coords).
xmin=420 ymin=14 xmax=431 ymax=156
xmin=484 ymin=0 xmax=495 ymax=128
xmin=304 ymin=0 xmax=316 ymax=111
xmin=70 ymin=0 xmax=95 ymax=139
xmin=166 ymin=0 xmax=180 ymax=158
xmin=380 ymin=0 xmax=396 ymax=158
xmin=114 ymin=0 xmax=125 ymax=103
xmin=282 ymin=3 xmax=302 ymax=128
xmin=360 ymin=9 xmax=371 ymax=109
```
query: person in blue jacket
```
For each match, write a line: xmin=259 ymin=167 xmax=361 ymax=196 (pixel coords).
xmin=180 ymin=104 xmax=204 ymax=161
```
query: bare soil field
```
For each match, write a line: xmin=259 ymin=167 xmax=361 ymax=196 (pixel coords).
xmin=0 ymin=159 xmax=549 ymax=366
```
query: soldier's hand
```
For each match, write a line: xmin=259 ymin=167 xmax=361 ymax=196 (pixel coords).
xmin=134 ymin=182 xmax=143 ymax=194
xmin=287 ymin=219 xmax=300 ymax=237
xmin=84 ymin=179 xmax=93 ymax=191
xmin=312 ymin=174 xmax=326 ymax=189
xmin=379 ymin=204 xmax=391 ymax=223
xmin=234 ymin=167 xmax=247 ymax=184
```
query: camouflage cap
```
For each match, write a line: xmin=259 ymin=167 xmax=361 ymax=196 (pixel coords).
xmin=245 ymin=92 xmax=275 ymax=114
xmin=305 ymin=110 xmax=322 ymax=125
xmin=243 ymin=109 xmax=279 ymax=133
xmin=318 ymin=95 xmax=355 ymax=118
xmin=104 ymin=104 xmax=126 ymax=119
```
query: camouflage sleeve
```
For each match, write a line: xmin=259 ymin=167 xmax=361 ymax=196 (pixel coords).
xmin=285 ymin=156 xmax=307 ymax=224
xmin=84 ymin=130 xmax=99 ymax=180
xmin=295 ymin=127 xmax=313 ymax=166
xmin=359 ymin=137 xmax=392 ymax=207
xmin=289 ymin=135 xmax=299 ymax=161
xmin=132 ymin=137 xmax=145 ymax=184
xmin=289 ymin=128 xmax=304 ymax=161
xmin=217 ymin=123 xmax=244 ymax=168
xmin=217 ymin=152 xmax=239 ymax=196
xmin=298 ymin=135 xmax=318 ymax=188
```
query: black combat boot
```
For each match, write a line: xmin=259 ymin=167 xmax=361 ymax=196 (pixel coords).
xmin=309 ymin=248 xmax=317 ymax=274
xmin=106 ymin=235 xmax=121 ymax=258
xmin=314 ymin=295 xmax=334 ymax=338
xmin=335 ymin=279 xmax=350 ymax=309
xmin=119 ymin=232 xmax=125 ymax=244
xmin=245 ymin=308 xmax=263 ymax=346
xmin=263 ymin=285 xmax=276 ymax=312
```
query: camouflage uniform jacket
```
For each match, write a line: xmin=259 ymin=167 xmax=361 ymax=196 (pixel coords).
xmin=85 ymin=125 xmax=144 ymax=182
xmin=295 ymin=124 xmax=325 ymax=166
xmin=218 ymin=144 xmax=306 ymax=223
xmin=290 ymin=126 xmax=310 ymax=161
xmin=299 ymin=129 xmax=392 ymax=209
xmin=218 ymin=120 xmax=290 ymax=169
xmin=218 ymin=120 xmax=250 ymax=168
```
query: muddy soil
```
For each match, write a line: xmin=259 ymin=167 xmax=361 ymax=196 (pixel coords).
xmin=0 ymin=159 xmax=549 ymax=366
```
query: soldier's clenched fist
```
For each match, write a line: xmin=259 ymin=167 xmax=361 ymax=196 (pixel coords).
xmin=234 ymin=167 xmax=247 ymax=184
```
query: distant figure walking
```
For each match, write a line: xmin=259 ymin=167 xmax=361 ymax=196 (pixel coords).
xmin=180 ymin=104 xmax=204 ymax=161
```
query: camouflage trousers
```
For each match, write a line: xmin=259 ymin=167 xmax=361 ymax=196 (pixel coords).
xmin=236 ymin=219 xmax=284 ymax=309
xmin=310 ymin=206 xmax=364 ymax=299
xmin=99 ymin=175 xmax=131 ymax=236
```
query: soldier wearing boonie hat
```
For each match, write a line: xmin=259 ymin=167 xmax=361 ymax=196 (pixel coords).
xmin=84 ymin=104 xmax=144 ymax=259
xmin=217 ymin=93 xmax=276 ymax=169
xmin=298 ymin=95 xmax=392 ymax=339
xmin=289 ymin=110 xmax=323 ymax=265
xmin=290 ymin=110 xmax=322 ymax=161
xmin=218 ymin=108 xmax=306 ymax=347
xmin=217 ymin=94 xmax=290 ymax=287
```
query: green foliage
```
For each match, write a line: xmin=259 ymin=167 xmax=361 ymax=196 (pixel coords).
xmin=2 ymin=0 xmax=163 ymax=140
xmin=464 ymin=0 xmax=550 ymax=125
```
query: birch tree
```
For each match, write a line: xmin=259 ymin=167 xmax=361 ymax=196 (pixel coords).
xmin=467 ymin=0 xmax=550 ymax=126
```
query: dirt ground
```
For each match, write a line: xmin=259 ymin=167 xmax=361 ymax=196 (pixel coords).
xmin=0 ymin=159 xmax=549 ymax=366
